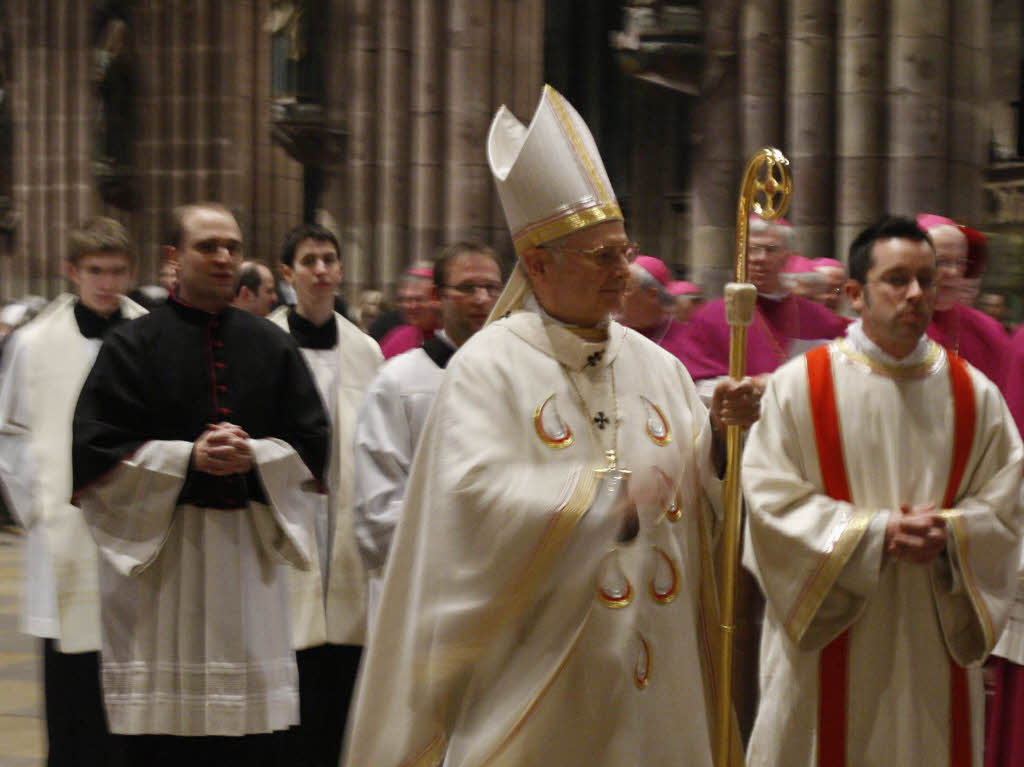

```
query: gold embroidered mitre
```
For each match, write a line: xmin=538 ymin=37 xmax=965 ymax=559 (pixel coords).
xmin=488 ymin=84 xmax=622 ymax=254
xmin=486 ymin=85 xmax=623 ymax=320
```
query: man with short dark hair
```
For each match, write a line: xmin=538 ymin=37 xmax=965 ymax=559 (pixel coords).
xmin=0 ymin=216 xmax=146 ymax=767
xmin=743 ymin=215 xmax=1023 ymax=767
xmin=268 ymin=222 xmax=382 ymax=767
xmin=233 ymin=259 xmax=277 ymax=317
xmin=72 ymin=203 xmax=329 ymax=765
xmin=353 ymin=240 xmax=502 ymax=617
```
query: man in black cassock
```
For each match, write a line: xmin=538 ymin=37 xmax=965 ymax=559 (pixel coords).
xmin=72 ymin=203 xmax=329 ymax=767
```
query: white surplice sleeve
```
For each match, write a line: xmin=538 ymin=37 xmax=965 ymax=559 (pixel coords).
xmin=80 ymin=438 xmax=316 ymax=578
xmin=0 ymin=331 xmax=38 ymax=527
xmin=353 ymin=367 xmax=412 ymax=575
xmin=933 ymin=373 xmax=1024 ymax=666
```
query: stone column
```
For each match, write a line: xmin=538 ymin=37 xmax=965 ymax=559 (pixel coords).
xmin=409 ymin=0 xmax=443 ymax=265
xmin=690 ymin=0 xmax=741 ymax=293
xmin=887 ymin=0 xmax=951 ymax=215
xmin=787 ymin=0 xmax=835 ymax=260
xmin=375 ymin=1 xmax=411 ymax=283
xmin=444 ymin=1 xmax=493 ymax=245
xmin=341 ymin=0 xmax=378 ymax=291
xmin=8 ymin=0 xmax=92 ymax=298
xmin=835 ymin=0 xmax=885 ymax=260
xmin=740 ymin=0 xmax=784 ymax=158
xmin=948 ymin=0 xmax=989 ymax=222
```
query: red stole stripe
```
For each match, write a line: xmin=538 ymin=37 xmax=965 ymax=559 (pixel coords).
xmin=805 ymin=345 xmax=975 ymax=767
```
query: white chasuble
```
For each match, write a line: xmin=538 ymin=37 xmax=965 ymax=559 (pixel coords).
xmin=269 ymin=308 xmax=383 ymax=649
xmin=0 ymin=294 xmax=145 ymax=651
xmin=344 ymin=309 xmax=735 ymax=767
xmin=743 ymin=331 xmax=1023 ymax=767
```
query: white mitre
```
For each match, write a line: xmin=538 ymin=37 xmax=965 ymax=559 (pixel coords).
xmin=486 ymin=84 xmax=623 ymax=321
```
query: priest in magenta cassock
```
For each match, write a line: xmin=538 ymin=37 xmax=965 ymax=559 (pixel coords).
xmin=342 ymin=85 xmax=762 ymax=767
xmin=675 ymin=216 xmax=849 ymax=398
xmin=743 ymin=216 xmax=1023 ymax=767
xmin=616 ymin=254 xmax=691 ymax=362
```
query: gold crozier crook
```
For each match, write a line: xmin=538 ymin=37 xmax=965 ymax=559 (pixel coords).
xmin=714 ymin=148 xmax=791 ymax=767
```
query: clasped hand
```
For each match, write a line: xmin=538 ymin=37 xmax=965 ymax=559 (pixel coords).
xmin=884 ymin=503 xmax=947 ymax=564
xmin=193 ymin=422 xmax=253 ymax=476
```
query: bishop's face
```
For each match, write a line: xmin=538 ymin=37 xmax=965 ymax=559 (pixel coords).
xmin=173 ymin=207 xmax=243 ymax=313
xmin=525 ymin=220 xmax=634 ymax=327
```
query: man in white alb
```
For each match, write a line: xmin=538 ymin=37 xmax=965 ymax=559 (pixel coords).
xmin=743 ymin=215 xmax=1023 ymax=767
xmin=353 ymin=239 xmax=502 ymax=618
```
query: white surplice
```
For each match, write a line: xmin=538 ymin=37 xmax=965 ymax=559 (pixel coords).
xmin=269 ymin=307 xmax=383 ymax=648
xmin=344 ymin=306 xmax=733 ymax=767
xmin=78 ymin=438 xmax=318 ymax=736
xmin=0 ymin=294 xmax=145 ymax=651
xmin=352 ymin=336 xmax=452 ymax=618
xmin=743 ymin=322 xmax=1024 ymax=767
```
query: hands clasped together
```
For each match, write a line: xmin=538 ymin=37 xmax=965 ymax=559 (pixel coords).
xmin=884 ymin=503 xmax=947 ymax=564
xmin=193 ymin=422 xmax=253 ymax=476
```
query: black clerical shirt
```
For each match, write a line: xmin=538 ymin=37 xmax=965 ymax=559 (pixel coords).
xmin=72 ymin=295 xmax=329 ymax=510
xmin=73 ymin=301 xmax=124 ymax=340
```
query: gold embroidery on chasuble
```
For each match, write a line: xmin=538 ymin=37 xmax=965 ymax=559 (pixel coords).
xmin=649 ymin=547 xmax=680 ymax=604
xmin=633 ymin=633 xmax=651 ymax=689
xmin=596 ymin=549 xmax=633 ymax=608
xmin=534 ymin=394 xmax=574 ymax=449
xmin=640 ymin=396 xmax=672 ymax=446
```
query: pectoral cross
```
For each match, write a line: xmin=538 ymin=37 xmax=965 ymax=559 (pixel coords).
xmin=586 ymin=350 xmax=604 ymax=367
xmin=593 ymin=411 xmax=610 ymax=430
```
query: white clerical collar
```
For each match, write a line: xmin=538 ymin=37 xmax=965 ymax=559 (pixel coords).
xmin=758 ymin=290 xmax=789 ymax=302
xmin=845 ymin=318 xmax=932 ymax=367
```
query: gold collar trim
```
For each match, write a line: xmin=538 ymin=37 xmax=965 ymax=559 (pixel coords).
xmin=834 ymin=338 xmax=945 ymax=379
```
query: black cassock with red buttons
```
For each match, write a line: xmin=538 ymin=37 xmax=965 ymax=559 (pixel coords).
xmin=72 ymin=294 xmax=329 ymax=509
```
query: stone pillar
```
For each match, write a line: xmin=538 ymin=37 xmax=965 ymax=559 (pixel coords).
xmin=690 ymin=0 xmax=741 ymax=293
xmin=409 ymin=0 xmax=443 ymax=265
xmin=948 ymin=0 xmax=989 ymax=222
xmin=835 ymin=0 xmax=886 ymax=263
xmin=341 ymin=0 xmax=378 ymax=291
xmin=787 ymin=0 xmax=835 ymax=260
xmin=444 ymin=1 xmax=493 ymax=244
xmin=740 ymin=0 xmax=784 ymax=159
xmin=375 ymin=1 xmax=411 ymax=283
xmin=8 ymin=0 xmax=93 ymax=298
xmin=887 ymin=0 xmax=951 ymax=215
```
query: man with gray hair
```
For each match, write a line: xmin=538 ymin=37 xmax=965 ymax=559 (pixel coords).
xmin=675 ymin=215 xmax=849 ymax=397
xmin=344 ymin=85 xmax=761 ymax=767
xmin=617 ymin=254 xmax=691 ymax=363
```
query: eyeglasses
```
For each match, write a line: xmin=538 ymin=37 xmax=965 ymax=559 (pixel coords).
xmin=541 ymin=242 xmax=639 ymax=268
xmin=936 ymin=257 xmax=968 ymax=270
xmin=446 ymin=282 xmax=503 ymax=298
xmin=869 ymin=273 xmax=937 ymax=293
